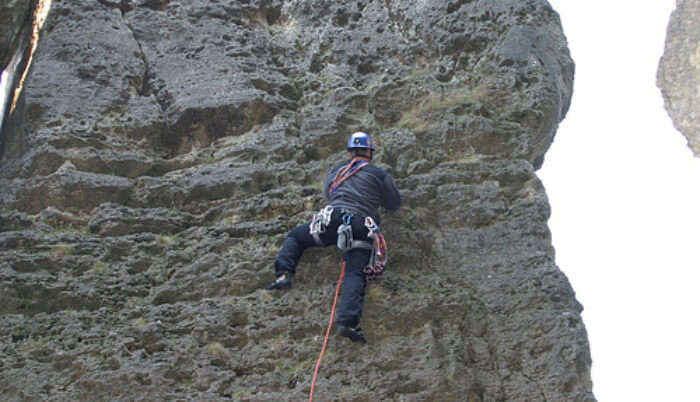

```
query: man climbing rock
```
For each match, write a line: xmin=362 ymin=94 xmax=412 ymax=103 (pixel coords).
xmin=267 ymin=131 xmax=402 ymax=343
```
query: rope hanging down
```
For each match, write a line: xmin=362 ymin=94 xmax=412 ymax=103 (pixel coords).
xmin=309 ymin=262 xmax=346 ymax=402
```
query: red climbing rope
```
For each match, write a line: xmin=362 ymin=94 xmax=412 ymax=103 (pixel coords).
xmin=328 ymin=157 xmax=369 ymax=196
xmin=309 ymin=262 xmax=346 ymax=402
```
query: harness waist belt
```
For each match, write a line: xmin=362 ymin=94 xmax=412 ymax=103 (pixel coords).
xmin=349 ymin=240 xmax=372 ymax=250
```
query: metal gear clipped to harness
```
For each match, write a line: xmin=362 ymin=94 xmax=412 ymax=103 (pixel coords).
xmin=363 ymin=217 xmax=388 ymax=280
xmin=309 ymin=206 xmax=333 ymax=246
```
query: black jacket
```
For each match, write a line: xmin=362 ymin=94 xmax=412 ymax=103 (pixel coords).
xmin=323 ymin=160 xmax=402 ymax=223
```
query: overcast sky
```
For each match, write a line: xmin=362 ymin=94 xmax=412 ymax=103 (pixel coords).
xmin=540 ymin=1 xmax=700 ymax=401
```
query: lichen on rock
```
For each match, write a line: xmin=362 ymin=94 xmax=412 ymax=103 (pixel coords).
xmin=0 ymin=0 xmax=594 ymax=400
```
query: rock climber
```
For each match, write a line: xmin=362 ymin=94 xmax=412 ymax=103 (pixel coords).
xmin=267 ymin=131 xmax=402 ymax=343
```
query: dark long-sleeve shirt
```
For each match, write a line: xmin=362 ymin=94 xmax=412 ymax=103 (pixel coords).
xmin=324 ymin=160 xmax=402 ymax=224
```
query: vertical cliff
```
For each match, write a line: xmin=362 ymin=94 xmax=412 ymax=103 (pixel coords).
xmin=0 ymin=0 xmax=35 ymax=70
xmin=0 ymin=0 xmax=594 ymax=400
xmin=0 ymin=0 xmax=36 ymax=142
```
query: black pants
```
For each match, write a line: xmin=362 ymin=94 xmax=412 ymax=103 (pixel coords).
xmin=274 ymin=209 xmax=371 ymax=328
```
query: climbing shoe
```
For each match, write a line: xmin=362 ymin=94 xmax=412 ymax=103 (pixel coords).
xmin=266 ymin=273 xmax=292 ymax=290
xmin=338 ymin=325 xmax=366 ymax=344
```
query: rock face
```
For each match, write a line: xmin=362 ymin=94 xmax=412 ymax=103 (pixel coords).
xmin=0 ymin=0 xmax=34 ymax=70
xmin=658 ymin=0 xmax=700 ymax=157
xmin=0 ymin=0 xmax=594 ymax=401
xmin=0 ymin=0 xmax=35 ymax=140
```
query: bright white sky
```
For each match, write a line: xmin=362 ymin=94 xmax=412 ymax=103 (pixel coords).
xmin=540 ymin=1 xmax=700 ymax=401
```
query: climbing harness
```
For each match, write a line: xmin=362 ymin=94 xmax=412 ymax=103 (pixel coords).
xmin=309 ymin=262 xmax=346 ymax=402
xmin=313 ymin=207 xmax=388 ymax=278
xmin=328 ymin=157 xmax=369 ymax=197
xmin=309 ymin=205 xmax=334 ymax=246
xmin=336 ymin=212 xmax=374 ymax=252
xmin=363 ymin=216 xmax=388 ymax=280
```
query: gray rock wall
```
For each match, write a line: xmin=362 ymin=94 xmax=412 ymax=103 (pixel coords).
xmin=0 ymin=0 xmax=35 ymax=70
xmin=658 ymin=0 xmax=700 ymax=157
xmin=0 ymin=0 xmax=36 ymax=147
xmin=0 ymin=0 xmax=594 ymax=400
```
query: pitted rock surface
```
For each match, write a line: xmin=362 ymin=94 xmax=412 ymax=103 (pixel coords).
xmin=0 ymin=0 xmax=594 ymax=401
xmin=658 ymin=0 xmax=700 ymax=157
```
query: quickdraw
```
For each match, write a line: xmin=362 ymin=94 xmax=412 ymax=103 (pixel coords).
xmin=363 ymin=216 xmax=388 ymax=280
xmin=328 ymin=157 xmax=369 ymax=197
xmin=309 ymin=206 xmax=333 ymax=246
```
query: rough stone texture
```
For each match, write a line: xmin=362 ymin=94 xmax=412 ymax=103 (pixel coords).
xmin=0 ymin=0 xmax=35 ymax=142
xmin=0 ymin=0 xmax=34 ymax=70
xmin=0 ymin=0 xmax=594 ymax=401
xmin=658 ymin=0 xmax=700 ymax=157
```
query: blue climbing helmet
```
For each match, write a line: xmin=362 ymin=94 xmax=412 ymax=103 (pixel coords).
xmin=347 ymin=131 xmax=374 ymax=150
